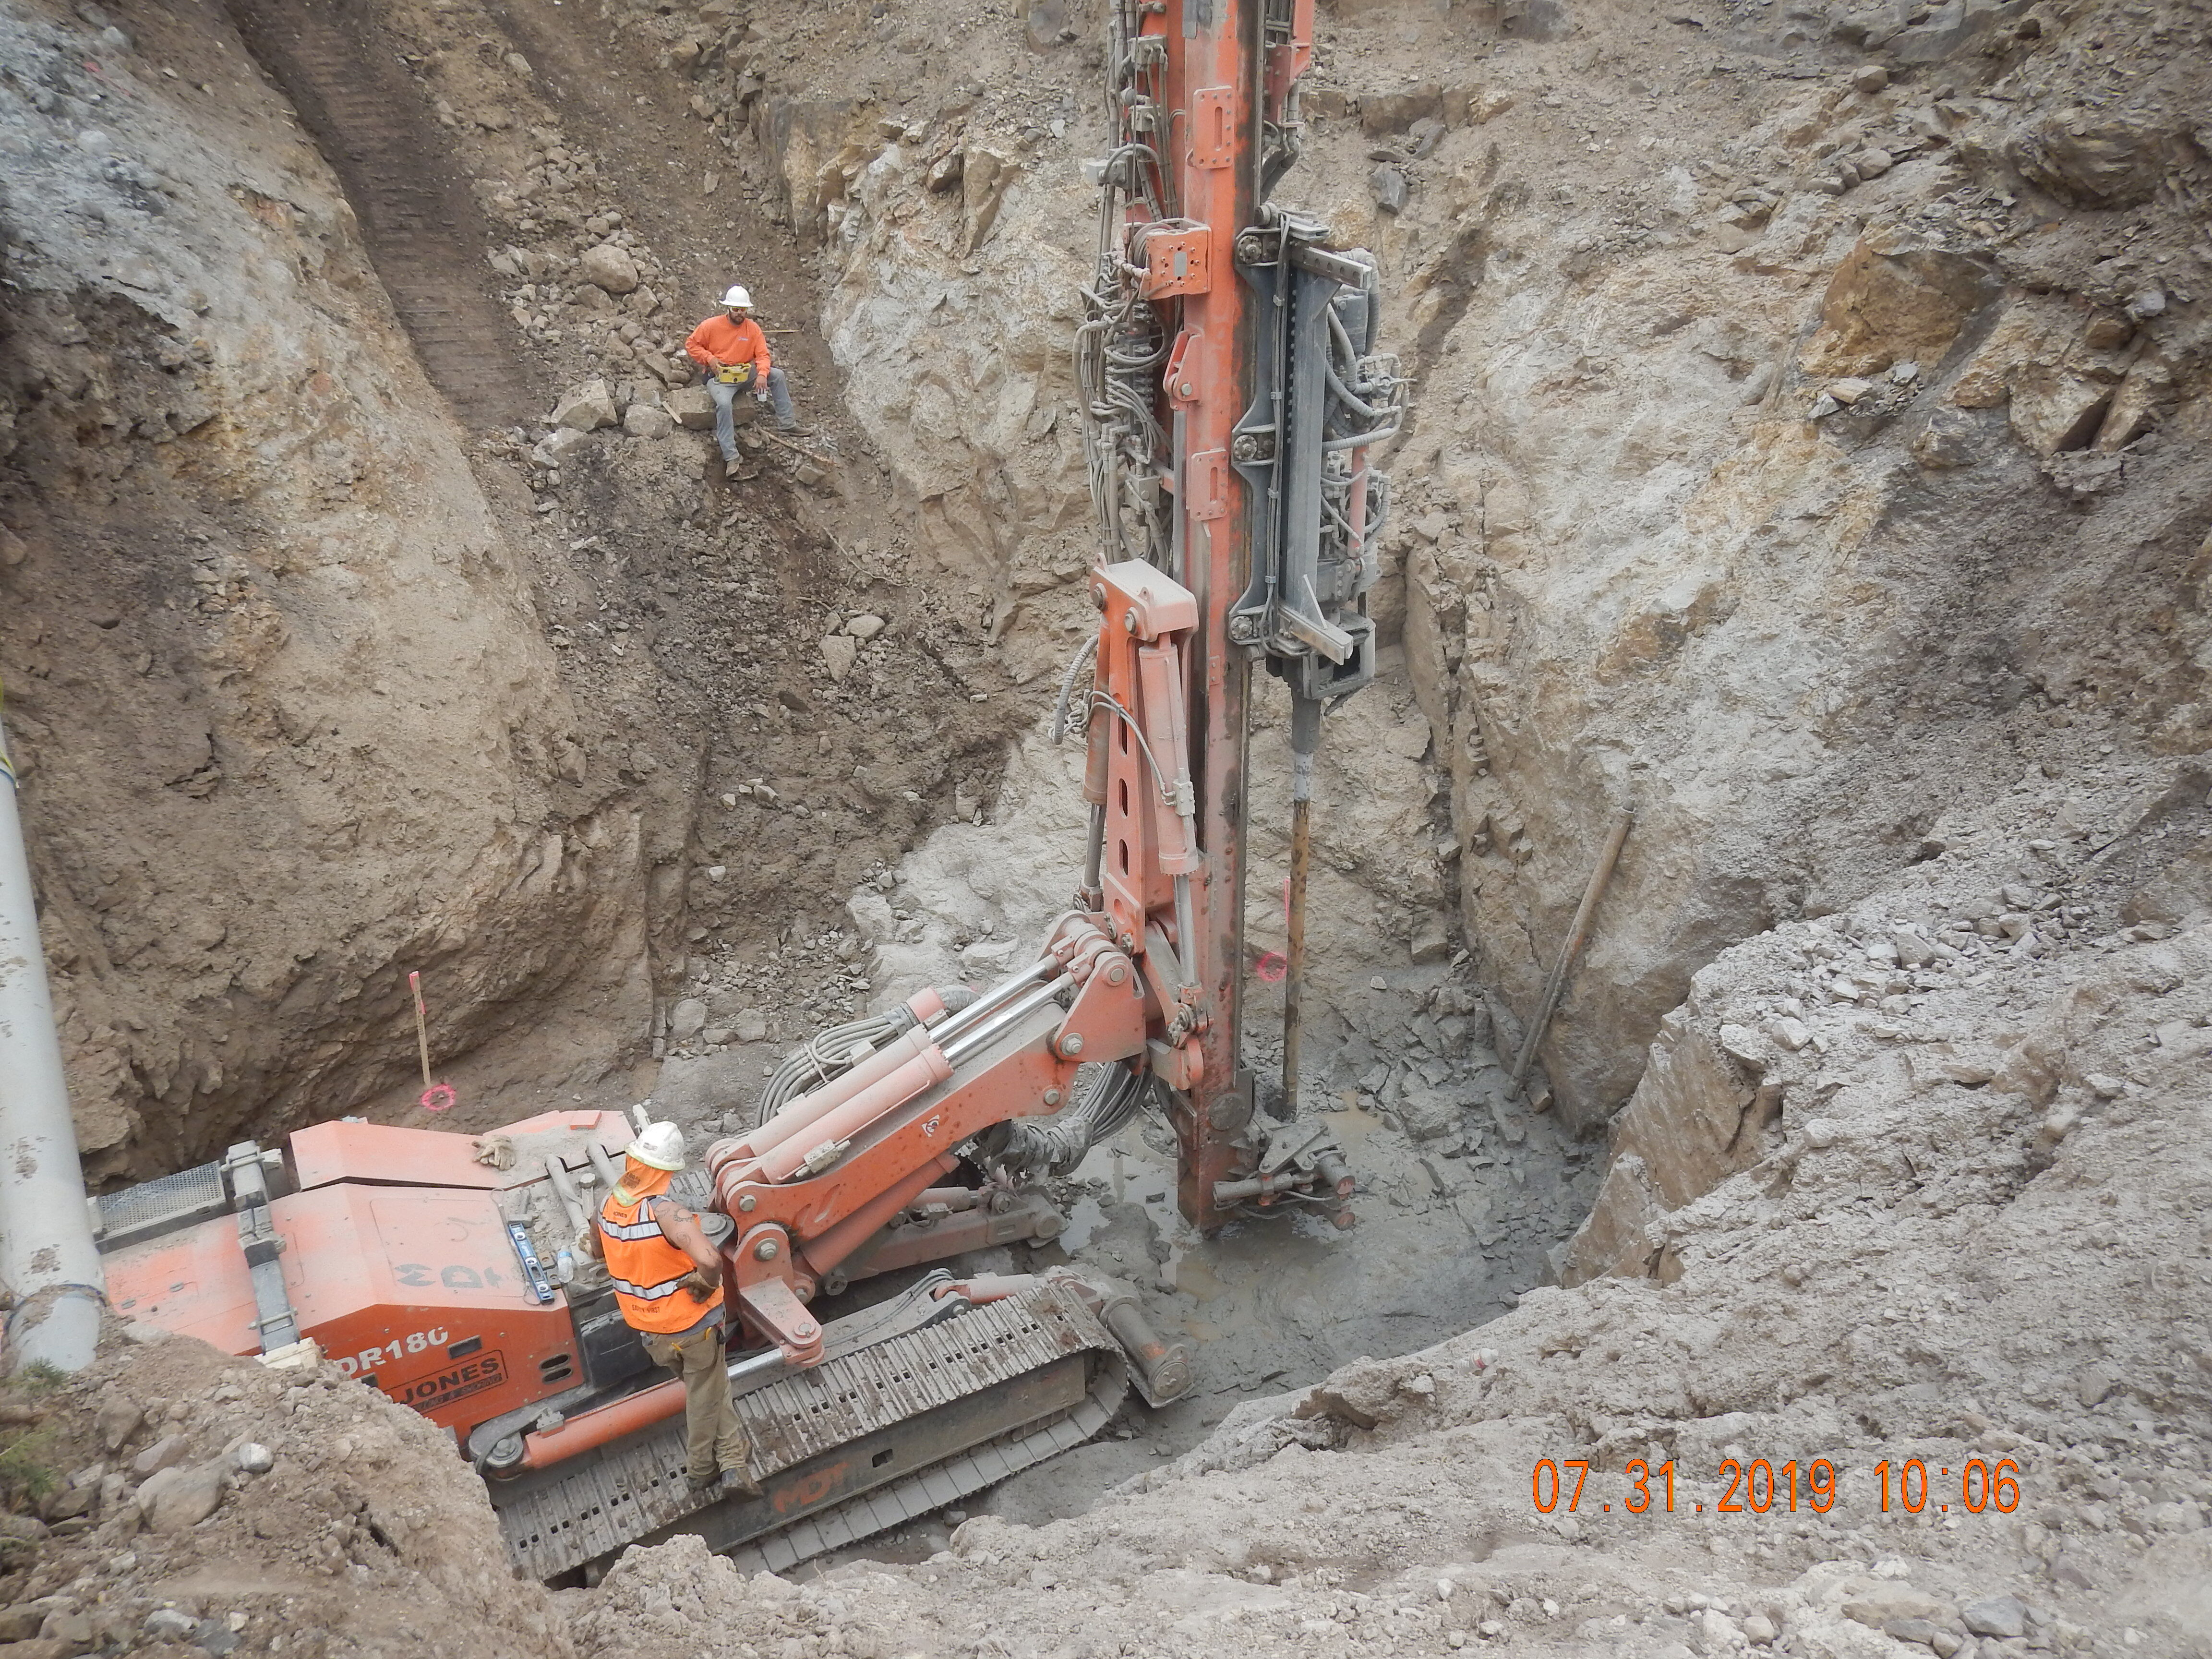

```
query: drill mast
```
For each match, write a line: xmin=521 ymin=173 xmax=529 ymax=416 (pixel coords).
xmin=1077 ymin=0 xmax=1404 ymax=1229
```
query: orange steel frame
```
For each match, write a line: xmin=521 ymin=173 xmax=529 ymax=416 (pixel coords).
xmin=1146 ymin=0 xmax=1313 ymax=1232
xmin=700 ymin=0 xmax=1327 ymax=1364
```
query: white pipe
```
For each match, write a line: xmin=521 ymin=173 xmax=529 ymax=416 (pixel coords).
xmin=0 ymin=715 xmax=106 ymax=1372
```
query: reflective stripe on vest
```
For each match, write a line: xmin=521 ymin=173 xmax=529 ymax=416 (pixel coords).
xmin=599 ymin=1186 xmax=723 ymax=1334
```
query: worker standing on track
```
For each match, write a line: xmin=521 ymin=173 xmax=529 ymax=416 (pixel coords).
xmin=685 ymin=284 xmax=796 ymax=482
xmin=587 ymin=1120 xmax=759 ymax=1494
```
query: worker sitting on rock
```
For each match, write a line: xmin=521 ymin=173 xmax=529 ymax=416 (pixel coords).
xmin=684 ymin=285 xmax=796 ymax=479
xmin=586 ymin=1120 xmax=759 ymax=1494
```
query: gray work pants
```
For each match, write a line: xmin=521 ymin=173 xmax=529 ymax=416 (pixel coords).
xmin=641 ymin=1316 xmax=751 ymax=1480
xmin=707 ymin=367 xmax=794 ymax=457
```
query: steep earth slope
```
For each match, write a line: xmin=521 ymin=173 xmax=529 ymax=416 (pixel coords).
xmin=0 ymin=0 xmax=647 ymax=1179
xmin=0 ymin=0 xmax=1037 ymax=1176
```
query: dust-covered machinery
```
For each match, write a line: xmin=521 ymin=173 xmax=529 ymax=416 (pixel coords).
xmin=97 ymin=1099 xmax=1188 ymax=1580
xmin=93 ymin=0 xmax=1402 ymax=1583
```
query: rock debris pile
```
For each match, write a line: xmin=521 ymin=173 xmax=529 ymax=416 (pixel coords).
xmin=0 ymin=1331 xmax=564 ymax=1659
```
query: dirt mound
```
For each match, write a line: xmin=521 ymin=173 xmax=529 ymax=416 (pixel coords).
xmin=0 ymin=1326 xmax=566 ymax=1658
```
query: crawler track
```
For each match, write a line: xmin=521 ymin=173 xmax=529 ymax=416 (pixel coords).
xmin=491 ymin=1282 xmax=1128 ymax=1581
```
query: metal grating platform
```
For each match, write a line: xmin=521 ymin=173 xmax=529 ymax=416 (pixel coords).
xmin=92 ymin=1160 xmax=228 ymax=1251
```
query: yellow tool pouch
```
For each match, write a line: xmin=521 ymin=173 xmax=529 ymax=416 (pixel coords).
xmin=717 ymin=363 xmax=756 ymax=387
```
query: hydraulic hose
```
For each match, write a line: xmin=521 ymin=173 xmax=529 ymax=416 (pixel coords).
xmin=1323 ymin=308 xmax=1385 ymax=426
xmin=740 ymin=981 xmax=992 ymax=1134
xmin=1049 ymin=634 xmax=1096 ymax=746
xmin=979 ymin=1063 xmax=1151 ymax=1178
xmin=745 ymin=1007 xmax=923 ymax=1131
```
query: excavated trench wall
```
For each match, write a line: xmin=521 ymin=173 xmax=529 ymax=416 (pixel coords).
xmin=5 ymin=0 xmax=2207 ymax=1310
xmin=0 ymin=0 xmax=1036 ymax=1180
xmin=0 ymin=0 xmax=658 ymax=1182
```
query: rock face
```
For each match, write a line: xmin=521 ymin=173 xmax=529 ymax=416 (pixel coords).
xmin=1796 ymin=227 xmax=1998 ymax=377
xmin=837 ymin=5 xmax=2201 ymax=1150
xmin=1560 ymin=1027 xmax=1771 ymax=1285
xmin=2004 ymin=107 xmax=2188 ymax=208
xmin=0 ymin=2 xmax=652 ymax=1175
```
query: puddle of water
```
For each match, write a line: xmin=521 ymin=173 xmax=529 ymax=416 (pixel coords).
xmin=829 ymin=1074 xmax=1591 ymax=1566
xmin=1060 ymin=1194 xmax=1110 ymax=1252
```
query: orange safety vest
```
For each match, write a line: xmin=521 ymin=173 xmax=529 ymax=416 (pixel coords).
xmin=598 ymin=1177 xmax=724 ymax=1335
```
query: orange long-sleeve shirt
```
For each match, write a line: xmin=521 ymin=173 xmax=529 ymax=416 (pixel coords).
xmin=685 ymin=314 xmax=772 ymax=378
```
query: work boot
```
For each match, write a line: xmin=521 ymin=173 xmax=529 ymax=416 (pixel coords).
xmin=721 ymin=1458 xmax=763 ymax=1499
xmin=685 ymin=1467 xmax=720 ymax=1492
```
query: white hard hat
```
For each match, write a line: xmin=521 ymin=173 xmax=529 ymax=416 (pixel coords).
xmin=721 ymin=285 xmax=753 ymax=309
xmin=626 ymin=1120 xmax=686 ymax=1172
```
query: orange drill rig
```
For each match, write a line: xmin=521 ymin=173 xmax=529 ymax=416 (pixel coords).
xmin=91 ymin=0 xmax=1401 ymax=1583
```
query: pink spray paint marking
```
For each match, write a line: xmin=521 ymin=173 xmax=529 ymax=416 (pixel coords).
xmin=1252 ymin=877 xmax=1292 ymax=982
xmin=410 ymin=971 xmax=457 ymax=1112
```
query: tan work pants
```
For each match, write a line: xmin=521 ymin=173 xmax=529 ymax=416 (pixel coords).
xmin=642 ymin=1318 xmax=750 ymax=1480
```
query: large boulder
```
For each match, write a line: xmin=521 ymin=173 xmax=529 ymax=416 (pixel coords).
xmin=1359 ymin=82 xmax=1442 ymax=135
xmin=135 ymin=1460 xmax=226 ymax=1534
xmin=551 ymin=379 xmax=618 ymax=432
xmin=2006 ymin=108 xmax=2185 ymax=208
xmin=664 ymin=386 xmax=715 ymax=430
xmin=961 ymin=141 xmax=1022 ymax=251
xmin=1368 ymin=164 xmax=1410 ymax=216
xmin=579 ymin=242 xmax=641 ymax=294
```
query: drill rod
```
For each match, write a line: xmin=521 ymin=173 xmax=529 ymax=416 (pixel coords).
xmin=1282 ymin=696 xmax=1322 ymax=1115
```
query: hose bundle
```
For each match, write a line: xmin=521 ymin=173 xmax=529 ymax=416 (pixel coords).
xmin=738 ymin=989 xmax=975 ymax=1133
xmin=977 ymin=1061 xmax=1153 ymax=1178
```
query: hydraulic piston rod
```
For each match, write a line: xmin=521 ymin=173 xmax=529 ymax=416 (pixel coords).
xmin=1281 ymin=694 xmax=1321 ymax=1116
